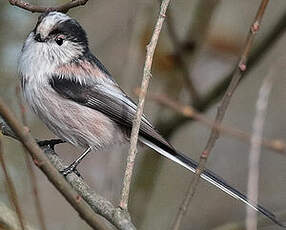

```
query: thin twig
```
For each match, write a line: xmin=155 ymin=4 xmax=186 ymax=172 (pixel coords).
xmin=246 ymin=74 xmax=274 ymax=230
xmin=15 ymin=86 xmax=47 ymax=230
xmin=172 ymin=1 xmax=270 ymax=229
xmin=119 ymin=0 xmax=172 ymax=211
xmin=8 ymin=0 xmax=88 ymax=13
xmin=142 ymin=91 xmax=286 ymax=155
xmin=0 ymin=98 xmax=109 ymax=230
xmin=0 ymin=136 xmax=26 ymax=230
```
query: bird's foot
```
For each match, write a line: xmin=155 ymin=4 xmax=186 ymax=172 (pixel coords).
xmin=60 ymin=163 xmax=82 ymax=178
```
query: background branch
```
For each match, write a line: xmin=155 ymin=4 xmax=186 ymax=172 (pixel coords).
xmin=165 ymin=8 xmax=199 ymax=103
xmin=142 ymin=91 xmax=286 ymax=156
xmin=165 ymin=0 xmax=221 ymax=104
xmin=246 ymin=73 xmax=274 ymax=230
xmin=157 ymin=9 xmax=286 ymax=138
xmin=0 ymin=202 xmax=37 ymax=230
xmin=172 ymin=0 xmax=270 ymax=229
xmin=8 ymin=0 xmax=88 ymax=13
xmin=0 ymin=136 xmax=26 ymax=230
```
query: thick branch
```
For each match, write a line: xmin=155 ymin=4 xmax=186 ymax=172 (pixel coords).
xmin=0 ymin=98 xmax=128 ymax=230
xmin=42 ymin=146 xmax=136 ymax=230
xmin=1 ymin=119 xmax=136 ymax=230
xmin=8 ymin=0 xmax=88 ymax=13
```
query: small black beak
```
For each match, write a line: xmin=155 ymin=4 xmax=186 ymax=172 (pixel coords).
xmin=34 ymin=33 xmax=44 ymax=42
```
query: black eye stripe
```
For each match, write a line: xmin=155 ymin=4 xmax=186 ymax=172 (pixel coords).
xmin=56 ymin=19 xmax=88 ymax=46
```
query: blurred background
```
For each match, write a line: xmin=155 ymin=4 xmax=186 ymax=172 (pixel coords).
xmin=0 ymin=0 xmax=286 ymax=229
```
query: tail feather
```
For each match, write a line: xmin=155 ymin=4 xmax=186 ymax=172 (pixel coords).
xmin=140 ymin=137 xmax=286 ymax=228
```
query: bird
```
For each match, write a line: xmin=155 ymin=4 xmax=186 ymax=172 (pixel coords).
xmin=18 ymin=11 xmax=285 ymax=227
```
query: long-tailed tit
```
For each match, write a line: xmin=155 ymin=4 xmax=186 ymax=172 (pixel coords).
xmin=18 ymin=12 xmax=285 ymax=226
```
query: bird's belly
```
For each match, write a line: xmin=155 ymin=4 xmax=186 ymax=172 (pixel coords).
xmin=24 ymin=85 xmax=126 ymax=150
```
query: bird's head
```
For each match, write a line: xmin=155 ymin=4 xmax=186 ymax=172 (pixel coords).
xmin=21 ymin=11 xmax=89 ymax=67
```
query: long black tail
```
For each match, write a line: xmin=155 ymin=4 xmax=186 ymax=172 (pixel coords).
xmin=140 ymin=136 xmax=286 ymax=228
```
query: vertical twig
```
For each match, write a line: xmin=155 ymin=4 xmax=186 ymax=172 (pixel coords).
xmin=15 ymin=86 xmax=47 ymax=230
xmin=119 ymin=0 xmax=172 ymax=210
xmin=172 ymin=0 xmax=270 ymax=229
xmin=0 ymin=136 xmax=26 ymax=230
xmin=246 ymin=74 xmax=274 ymax=230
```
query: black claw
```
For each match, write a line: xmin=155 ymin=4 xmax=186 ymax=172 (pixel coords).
xmin=60 ymin=164 xmax=82 ymax=178
xmin=74 ymin=169 xmax=82 ymax=178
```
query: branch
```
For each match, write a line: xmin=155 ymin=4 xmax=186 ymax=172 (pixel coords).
xmin=119 ymin=0 xmax=171 ymax=210
xmin=1 ymin=124 xmax=136 ymax=230
xmin=0 ymin=136 xmax=26 ymax=230
xmin=0 ymin=202 xmax=37 ymax=230
xmin=165 ymin=8 xmax=200 ymax=103
xmin=172 ymin=0 xmax=270 ymax=228
xmin=8 ymin=0 xmax=88 ymax=13
xmin=0 ymin=98 xmax=135 ymax=230
xmin=142 ymin=91 xmax=286 ymax=156
xmin=246 ymin=74 xmax=274 ymax=230
xmin=166 ymin=0 xmax=221 ymax=104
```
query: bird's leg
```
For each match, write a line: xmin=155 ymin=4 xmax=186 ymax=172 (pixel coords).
xmin=60 ymin=146 xmax=92 ymax=177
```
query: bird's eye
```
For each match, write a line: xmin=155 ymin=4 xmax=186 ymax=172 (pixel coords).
xmin=55 ymin=37 xmax=64 ymax=46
